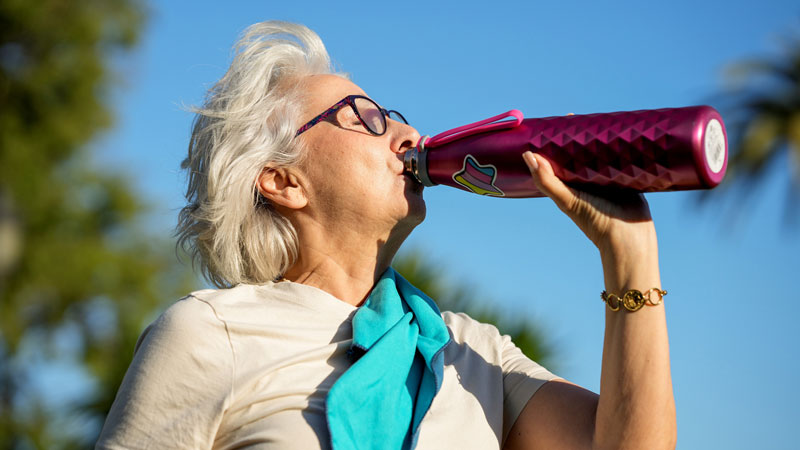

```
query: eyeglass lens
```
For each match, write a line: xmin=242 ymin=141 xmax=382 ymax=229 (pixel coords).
xmin=387 ymin=110 xmax=407 ymax=125
xmin=330 ymin=96 xmax=408 ymax=135
xmin=353 ymin=97 xmax=385 ymax=134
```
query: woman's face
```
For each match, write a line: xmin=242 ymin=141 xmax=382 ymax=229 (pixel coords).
xmin=295 ymin=75 xmax=425 ymax=240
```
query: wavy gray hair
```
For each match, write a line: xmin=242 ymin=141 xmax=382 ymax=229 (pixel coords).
xmin=177 ymin=21 xmax=339 ymax=288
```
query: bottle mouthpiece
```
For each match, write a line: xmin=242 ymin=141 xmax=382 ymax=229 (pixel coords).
xmin=403 ymin=136 xmax=435 ymax=187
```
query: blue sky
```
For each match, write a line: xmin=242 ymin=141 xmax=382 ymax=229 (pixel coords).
xmin=95 ymin=1 xmax=800 ymax=448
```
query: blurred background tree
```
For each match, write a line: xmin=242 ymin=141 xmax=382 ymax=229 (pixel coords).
xmin=708 ymin=28 xmax=800 ymax=220
xmin=0 ymin=0 xmax=194 ymax=448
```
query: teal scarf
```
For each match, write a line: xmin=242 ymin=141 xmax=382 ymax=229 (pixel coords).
xmin=326 ymin=268 xmax=451 ymax=450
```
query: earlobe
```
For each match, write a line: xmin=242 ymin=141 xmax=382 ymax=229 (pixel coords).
xmin=256 ymin=167 xmax=308 ymax=210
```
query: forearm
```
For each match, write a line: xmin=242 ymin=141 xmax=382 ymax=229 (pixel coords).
xmin=594 ymin=226 xmax=676 ymax=449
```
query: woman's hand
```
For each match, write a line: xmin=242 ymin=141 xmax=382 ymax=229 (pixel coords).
xmin=522 ymin=151 xmax=657 ymax=260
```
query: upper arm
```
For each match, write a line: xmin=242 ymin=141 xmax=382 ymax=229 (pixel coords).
xmin=96 ymin=297 xmax=234 ymax=449
xmin=503 ymin=379 xmax=599 ymax=450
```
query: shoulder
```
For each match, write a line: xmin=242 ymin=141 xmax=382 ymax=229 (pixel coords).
xmin=131 ymin=287 xmax=252 ymax=360
xmin=440 ymin=311 xmax=556 ymax=378
xmin=151 ymin=284 xmax=272 ymax=337
xmin=142 ymin=291 xmax=227 ymax=342
xmin=179 ymin=284 xmax=260 ymax=316
xmin=442 ymin=311 xmax=505 ymax=345
xmin=96 ymin=290 xmax=242 ymax=447
xmin=183 ymin=282 xmax=355 ymax=321
xmin=440 ymin=311 xmax=511 ymax=367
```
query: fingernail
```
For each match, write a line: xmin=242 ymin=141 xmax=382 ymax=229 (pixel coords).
xmin=524 ymin=152 xmax=539 ymax=172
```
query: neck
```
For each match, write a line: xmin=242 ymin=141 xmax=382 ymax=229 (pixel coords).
xmin=282 ymin=216 xmax=412 ymax=306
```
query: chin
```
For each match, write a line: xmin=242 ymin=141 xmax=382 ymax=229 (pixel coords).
xmin=404 ymin=190 xmax=426 ymax=225
xmin=384 ymin=194 xmax=426 ymax=253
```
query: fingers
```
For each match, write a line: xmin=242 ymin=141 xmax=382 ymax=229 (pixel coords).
xmin=522 ymin=151 xmax=576 ymax=214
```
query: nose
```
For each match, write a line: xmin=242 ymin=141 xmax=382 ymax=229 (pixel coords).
xmin=389 ymin=119 xmax=422 ymax=154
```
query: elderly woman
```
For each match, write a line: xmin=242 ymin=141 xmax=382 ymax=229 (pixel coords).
xmin=97 ymin=21 xmax=676 ymax=450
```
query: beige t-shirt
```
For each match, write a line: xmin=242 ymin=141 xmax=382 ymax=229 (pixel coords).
xmin=96 ymin=281 xmax=557 ymax=449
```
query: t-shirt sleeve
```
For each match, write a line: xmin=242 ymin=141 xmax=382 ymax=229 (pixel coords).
xmin=96 ymin=296 xmax=234 ymax=450
xmin=441 ymin=311 xmax=559 ymax=443
xmin=497 ymin=331 xmax=560 ymax=441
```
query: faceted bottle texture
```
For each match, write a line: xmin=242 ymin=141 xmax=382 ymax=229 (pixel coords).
xmin=404 ymin=106 xmax=728 ymax=198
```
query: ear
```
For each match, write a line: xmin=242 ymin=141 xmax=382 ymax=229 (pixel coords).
xmin=256 ymin=166 xmax=308 ymax=210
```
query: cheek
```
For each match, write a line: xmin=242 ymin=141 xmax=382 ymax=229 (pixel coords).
xmin=302 ymin=151 xmax=367 ymax=204
xmin=301 ymin=135 xmax=397 ymax=203
xmin=328 ymin=149 xmax=389 ymax=188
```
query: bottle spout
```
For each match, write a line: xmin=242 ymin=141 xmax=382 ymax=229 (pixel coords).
xmin=403 ymin=138 xmax=436 ymax=187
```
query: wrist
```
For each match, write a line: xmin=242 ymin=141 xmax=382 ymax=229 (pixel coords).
xmin=598 ymin=221 xmax=658 ymax=261
xmin=599 ymin=224 xmax=661 ymax=292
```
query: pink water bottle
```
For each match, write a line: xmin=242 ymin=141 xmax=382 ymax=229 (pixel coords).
xmin=403 ymin=106 xmax=728 ymax=198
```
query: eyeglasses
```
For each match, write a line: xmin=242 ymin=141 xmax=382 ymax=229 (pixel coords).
xmin=295 ymin=94 xmax=408 ymax=137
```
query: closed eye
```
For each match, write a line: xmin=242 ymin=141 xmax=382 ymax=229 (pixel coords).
xmin=335 ymin=108 xmax=363 ymax=130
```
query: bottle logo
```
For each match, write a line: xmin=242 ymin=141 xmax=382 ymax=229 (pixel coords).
xmin=452 ymin=155 xmax=505 ymax=197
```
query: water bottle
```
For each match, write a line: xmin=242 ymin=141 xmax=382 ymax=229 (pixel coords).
xmin=403 ymin=106 xmax=727 ymax=198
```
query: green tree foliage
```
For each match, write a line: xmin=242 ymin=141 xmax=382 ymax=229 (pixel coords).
xmin=0 ymin=1 xmax=193 ymax=447
xmin=711 ymin=29 xmax=800 ymax=217
xmin=393 ymin=251 xmax=554 ymax=370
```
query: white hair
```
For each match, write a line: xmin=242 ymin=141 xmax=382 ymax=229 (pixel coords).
xmin=177 ymin=21 xmax=340 ymax=288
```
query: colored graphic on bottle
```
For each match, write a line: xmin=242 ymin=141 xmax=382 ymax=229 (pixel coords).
xmin=452 ymin=155 xmax=505 ymax=197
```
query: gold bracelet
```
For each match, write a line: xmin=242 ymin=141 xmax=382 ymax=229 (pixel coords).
xmin=601 ymin=288 xmax=667 ymax=312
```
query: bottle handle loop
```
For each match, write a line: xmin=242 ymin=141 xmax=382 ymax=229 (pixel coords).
xmin=416 ymin=109 xmax=523 ymax=151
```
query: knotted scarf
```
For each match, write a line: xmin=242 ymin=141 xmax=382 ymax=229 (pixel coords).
xmin=326 ymin=268 xmax=451 ymax=450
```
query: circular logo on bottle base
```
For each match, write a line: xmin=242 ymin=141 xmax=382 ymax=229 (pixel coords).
xmin=704 ymin=119 xmax=725 ymax=174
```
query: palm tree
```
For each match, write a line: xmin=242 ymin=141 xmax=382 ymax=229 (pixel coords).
xmin=711 ymin=31 xmax=800 ymax=219
xmin=392 ymin=250 xmax=554 ymax=369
